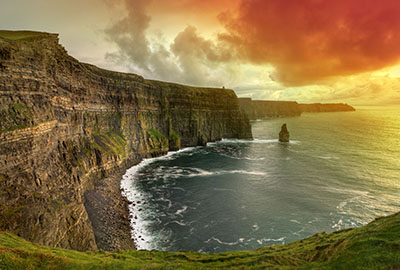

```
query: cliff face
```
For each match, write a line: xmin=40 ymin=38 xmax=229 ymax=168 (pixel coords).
xmin=299 ymin=103 xmax=356 ymax=113
xmin=0 ymin=32 xmax=252 ymax=251
xmin=239 ymin=98 xmax=355 ymax=120
xmin=238 ymin=98 xmax=302 ymax=119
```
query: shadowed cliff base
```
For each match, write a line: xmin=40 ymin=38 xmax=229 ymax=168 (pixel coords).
xmin=239 ymin=98 xmax=355 ymax=120
xmin=0 ymin=30 xmax=252 ymax=252
xmin=0 ymin=211 xmax=399 ymax=269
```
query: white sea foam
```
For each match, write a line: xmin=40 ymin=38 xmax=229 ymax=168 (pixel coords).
xmin=205 ymin=237 xmax=245 ymax=246
xmin=120 ymin=147 xmax=199 ymax=250
xmin=186 ymin=168 xmax=266 ymax=177
xmin=331 ymin=218 xmax=343 ymax=230
xmin=159 ymin=197 xmax=172 ymax=209
xmin=215 ymin=138 xmax=300 ymax=144
xmin=169 ymin=220 xmax=188 ymax=226
xmin=290 ymin=219 xmax=301 ymax=224
xmin=175 ymin=205 xmax=188 ymax=216
xmin=316 ymin=155 xmax=340 ymax=160
xmin=292 ymin=227 xmax=305 ymax=236
xmin=256 ymin=237 xmax=286 ymax=245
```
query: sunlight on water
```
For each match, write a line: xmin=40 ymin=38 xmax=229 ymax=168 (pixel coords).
xmin=121 ymin=106 xmax=400 ymax=252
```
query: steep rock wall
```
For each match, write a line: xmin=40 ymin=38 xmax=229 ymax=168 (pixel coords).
xmin=299 ymin=103 xmax=356 ymax=113
xmin=239 ymin=98 xmax=302 ymax=119
xmin=0 ymin=33 xmax=252 ymax=251
xmin=239 ymin=98 xmax=355 ymax=120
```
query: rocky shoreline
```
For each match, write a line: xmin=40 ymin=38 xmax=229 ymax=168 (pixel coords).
xmin=83 ymin=158 xmax=139 ymax=251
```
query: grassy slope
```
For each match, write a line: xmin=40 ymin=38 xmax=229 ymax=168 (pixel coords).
xmin=0 ymin=30 xmax=50 ymax=40
xmin=0 ymin=213 xmax=399 ymax=270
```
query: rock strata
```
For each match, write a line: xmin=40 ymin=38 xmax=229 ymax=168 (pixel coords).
xmin=239 ymin=98 xmax=355 ymax=120
xmin=0 ymin=31 xmax=252 ymax=251
xmin=279 ymin=124 xmax=290 ymax=142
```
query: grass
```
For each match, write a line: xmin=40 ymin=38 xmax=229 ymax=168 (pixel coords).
xmin=147 ymin=128 xmax=169 ymax=150
xmin=0 ymin=212 xmax=399 ymax=269
xmin=148 ymin=128 xmax=165 ymax=141
xmin=0 ymin=30 xmax=50 ymax=40
xmin=0 ymin=103 xmax=33 ymax=133
xmin=92 ymin=130 xmax=127 ymax=156
xmin=169 ymin=131 xmax=180 ymax=141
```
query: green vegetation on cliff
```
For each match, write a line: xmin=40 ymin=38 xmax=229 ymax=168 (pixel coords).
xmin=148 ymin=128 xmax=169 ymax=151
xmin=0 ymin=103 xmax=33 ymax=133
xmin=0 ymin=30 xmax=51 ymax=40
xmin=92 ymin=130 xmax=127 ymax=157
xmin=1 ymin=212 xmax=399 ymax=269
xmin=168 ymin=130 xmax=181 ymax=151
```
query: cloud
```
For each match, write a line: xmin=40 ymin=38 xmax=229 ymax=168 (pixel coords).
xmin=104 ymin=0 xmax=172 ymax=75
xmin=170 ymin=26 xmax=235 ymax=84
xmin=103 ymin=0 xmax=237 ymax=86
xmin=219 ymin=0 xmax=400 ymax=86
xmin=102 ymin=0 xmax=400 ymax=104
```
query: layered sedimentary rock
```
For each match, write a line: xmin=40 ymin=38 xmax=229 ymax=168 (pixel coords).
xmin=239 ymin=98 xmax=355 ymax=120
xmin=299 ymin=103 xmax=356 ymax=113
xmin=239 ymin=98 xmax=302 ymax=119
xmin=0 ymin=32 xmax=252 ymax=251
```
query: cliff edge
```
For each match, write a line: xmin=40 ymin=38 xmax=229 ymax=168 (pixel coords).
xmin=239 ymin=98 xmax=355 ymax=120
xmin=1 ymin=211 xmax=399 ymax=269
xmin=0 ymin=31 xmax=252 ymax=251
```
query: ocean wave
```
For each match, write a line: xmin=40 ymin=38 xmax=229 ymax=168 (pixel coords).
xmin=252 ymin=224 xmax=260 ymax=231
xmin=175 ymin=205 xmax=188 ymax=216
xmin=168 ymin=220 xmax=188 ymax=226
xmin=256 ymin=236 xmax=286 ymax=245
xmin=159 ymin=197 xmax=172 ymax=209
xmin=186 ymin=168 xmax=266 ymax=177
xmin=321 ymin=187 xmax=370 ymax=197
xmin=290 ymin=219 xmax=301 ymax=224
xmin=331 ymin=218 xmax=343 ymax=230
xmin=215 ymin=138 xmax=300 ymax=144
xmin=316 ymin=155 xmax=340 ymax=160
xmin=292 ymin=227 xmax=305 ymax=236
xmin=217 ymin=152 xmax=265 ymax=161
xmin=142 ymin=166 xmax=267 ymax=180
xmin=205 ymin=237 xmax=245 ymax=246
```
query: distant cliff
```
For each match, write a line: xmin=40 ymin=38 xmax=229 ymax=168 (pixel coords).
xmin=238 ymin=98 xmax=302 ymax=119
xmin=0 ymin=31 xmax=252 ymax=252
xmin=299 ymin=103 xmax=356 ymax=113
xmin=239 ymin=98 xmax=355 ymax=120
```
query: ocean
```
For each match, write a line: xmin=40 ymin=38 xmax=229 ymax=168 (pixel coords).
xmin=121 ymin=106 xmax=400 ymax=253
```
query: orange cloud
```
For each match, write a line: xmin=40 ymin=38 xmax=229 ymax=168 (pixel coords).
xmin=219 ymin=0 xmax=400 ymax=85
xmin=150 ymin=0 xmax=238 ymax=14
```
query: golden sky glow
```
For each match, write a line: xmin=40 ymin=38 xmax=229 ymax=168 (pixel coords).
xmin=2 ymin=0 xmax=400 ymax=104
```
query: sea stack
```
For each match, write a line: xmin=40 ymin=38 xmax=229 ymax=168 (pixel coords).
xmin=279 ymin=123 xmax=290 ymax=142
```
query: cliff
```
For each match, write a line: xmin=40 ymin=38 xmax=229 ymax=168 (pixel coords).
xmin=0 ymin=31 xmax=252 ymax=251
xmin=299 ymin=103 xmax=356 ymax=113
xmin=1 ymin=211 xmax=399 ymax=269
xmin=238 ymin=98 xmax=302 ymax=119
xmin=239 ymin=98 xmax=355 ymax=120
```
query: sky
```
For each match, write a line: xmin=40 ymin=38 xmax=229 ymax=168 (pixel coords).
xmin=2 ymin=0 xmax=400 ymax=105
